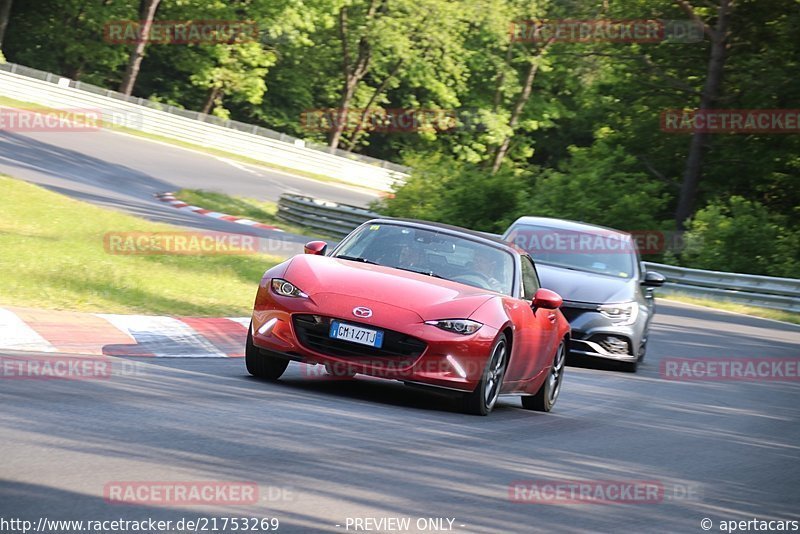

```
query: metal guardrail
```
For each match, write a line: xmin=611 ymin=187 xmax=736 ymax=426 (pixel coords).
xmin=643 ymin=262 xmax=800 ymax=313
xmin=276 ymin=195 xmax=800 ymax=313
xmin=0 ymin=62 xmax=409 ymax=191
xmin=277 ymin=194 xmax=380 ymax=238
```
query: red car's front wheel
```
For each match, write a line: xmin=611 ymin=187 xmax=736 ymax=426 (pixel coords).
xmin=245 ymin=323 xmax=289 ymax=380
xmin=462 ymin=334 xmax=508 ymax=416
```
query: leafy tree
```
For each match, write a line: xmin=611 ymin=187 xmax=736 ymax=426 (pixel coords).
xmin=672 ymin=0 xmax=735 ymax=229
xmin=2 ymin=0 xmax=135 ymax=84
xmin=1 ymin=0 xmax=796 ymax=276
xmin=526 ymin=140 xmax=671 ymax=231
xmin=376 ymin=151 xmax=531 ymax=233
xmin=321 ymin=0 xmax=470 ymax=150
xmin=680 ymin=196 xmax=799 ymax=277
xmin=191 ymin=42 xmax=274 ymax=117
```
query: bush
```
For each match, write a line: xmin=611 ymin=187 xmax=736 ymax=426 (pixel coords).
xmin=680 ymin=196 xmax=799 ymax=278
xmin=525 ymin=143 xmax=671 ymax=232
xmin=374 ymin=152 xmax=532 ymax=234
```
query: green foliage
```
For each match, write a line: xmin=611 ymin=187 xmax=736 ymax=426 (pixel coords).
xmin=3 ymin=0 xmax=134 ymax=83
xmin=526 ymin=141 xmax=671 ymax=231
xmin=188 ymin=42 xmax=275 ymax=117
xmin=680 ymin=197 xmax=800 ymax=278
xmin=376 ymin=152 xmax=531 ymax=233
xmin=1 ymin=0 xmax=797 ymax=277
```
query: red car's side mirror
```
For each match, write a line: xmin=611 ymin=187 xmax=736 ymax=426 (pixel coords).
xmin=304 ymin=241 xmax=327 ymax=255
xmin=532 ymin=288 xmax=563 ymax=310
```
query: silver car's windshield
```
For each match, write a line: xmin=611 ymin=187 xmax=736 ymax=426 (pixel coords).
xmin=334 ymin=223 xmax=515 ymax=295
xmin=506 ymin=224 xmax=635 ymax=279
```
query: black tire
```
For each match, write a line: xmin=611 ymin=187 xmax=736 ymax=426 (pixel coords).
xmin=522 ymin=339 xmax=566 ymax=412
xmin=245 ymin=324 xmax=289 ymax=380
xmin=637 ymin=338 xmax=648 ymax=361
xmin=462 ymin=334 xmax=508 ymax=416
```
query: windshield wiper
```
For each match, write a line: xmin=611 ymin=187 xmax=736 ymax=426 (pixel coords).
xmin=335 ymin=255 xmax=379 ymax=265
xmin=394 ymin=266 xmax=445 ymax=279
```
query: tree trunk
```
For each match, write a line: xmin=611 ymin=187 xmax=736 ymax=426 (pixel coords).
xmin=492 ymin=44 xmax=515 ymax=112
xmin=0 ymin=0 xmax=12 ymax=51
xmin=201 ymin=86 xmax=220 ymax=115
xmin=343 ymin=58 xmax=404 ymax=151
xmin=329 ymin=3 xmax=375 ymax=150
xmin=674 ymin=0 xmax=731 ymax=229
xmin=329 ymin=77 xmax=358 ymax=150
xmin=118 ymin=0 xmax=161 ymax=96
xmin=490 ymin=41 xmax=551 ymax=174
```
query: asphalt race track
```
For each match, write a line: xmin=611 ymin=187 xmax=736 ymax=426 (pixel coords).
xmin=1 ymin=106 xmax=798 ymax=534
xmin=2 ymin=301 xmax=798 ymax=533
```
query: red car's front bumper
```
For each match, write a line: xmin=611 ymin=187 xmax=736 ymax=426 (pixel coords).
xmin=251 ymin=283 xmax=498 ymax=392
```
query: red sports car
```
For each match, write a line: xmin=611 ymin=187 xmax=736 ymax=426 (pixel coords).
xmin=246 ymin=219 xmax=570 ymax=415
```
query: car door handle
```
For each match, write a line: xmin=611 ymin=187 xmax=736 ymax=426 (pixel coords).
xmin=547 ymin=313 xmax=556 ymax=323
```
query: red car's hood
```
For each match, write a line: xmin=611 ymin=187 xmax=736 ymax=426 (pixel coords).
xmin=285 ymin=255 xmax=495 ymax=321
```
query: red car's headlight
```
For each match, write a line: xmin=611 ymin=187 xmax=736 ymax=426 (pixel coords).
xmin=271 ymin=278 xmax=308 ymax=298
xmin=425 ymin=319 xmax=483 ymax=335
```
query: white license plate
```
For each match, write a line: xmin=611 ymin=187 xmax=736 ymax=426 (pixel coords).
xmin=329 ymin=321 xmax=384 ymax=348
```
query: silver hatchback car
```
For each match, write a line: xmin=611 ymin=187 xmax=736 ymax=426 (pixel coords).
xmin=503 ymin=217 xmax=665 ymax=372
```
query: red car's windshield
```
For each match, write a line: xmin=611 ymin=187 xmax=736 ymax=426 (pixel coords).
xmin=334 ymin=223 xmax=516 ymax=295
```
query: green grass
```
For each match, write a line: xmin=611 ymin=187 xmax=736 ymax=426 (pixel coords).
xmin=659 ymin=293 xmax=800 ymax=325
xmin=0 ymin=95 xmax=386 ymax=193
xmin=175 ymin=188 xmax=333 ymax=238
xmin=0 ymin=175 xmax=282 ymax=316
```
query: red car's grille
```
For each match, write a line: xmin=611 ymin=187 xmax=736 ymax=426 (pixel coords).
xmin=292 ymin=314 xmax=427 ymax=365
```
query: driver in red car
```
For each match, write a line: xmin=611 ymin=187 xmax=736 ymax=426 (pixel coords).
xmin=471 ymin=248 xmax=506 ymax=293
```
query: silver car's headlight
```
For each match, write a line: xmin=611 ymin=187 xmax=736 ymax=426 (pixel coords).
xmin=597 ymin=301 xmax=639 ymax=326
xmin=425 ymin=319 xmax=483 ymax=335
xmin=271 ymin=278 xmax=308 ymax=298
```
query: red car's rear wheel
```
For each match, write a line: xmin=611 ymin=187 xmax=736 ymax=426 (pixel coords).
xmin=522 ymin=340 xmax=566 ymax=412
